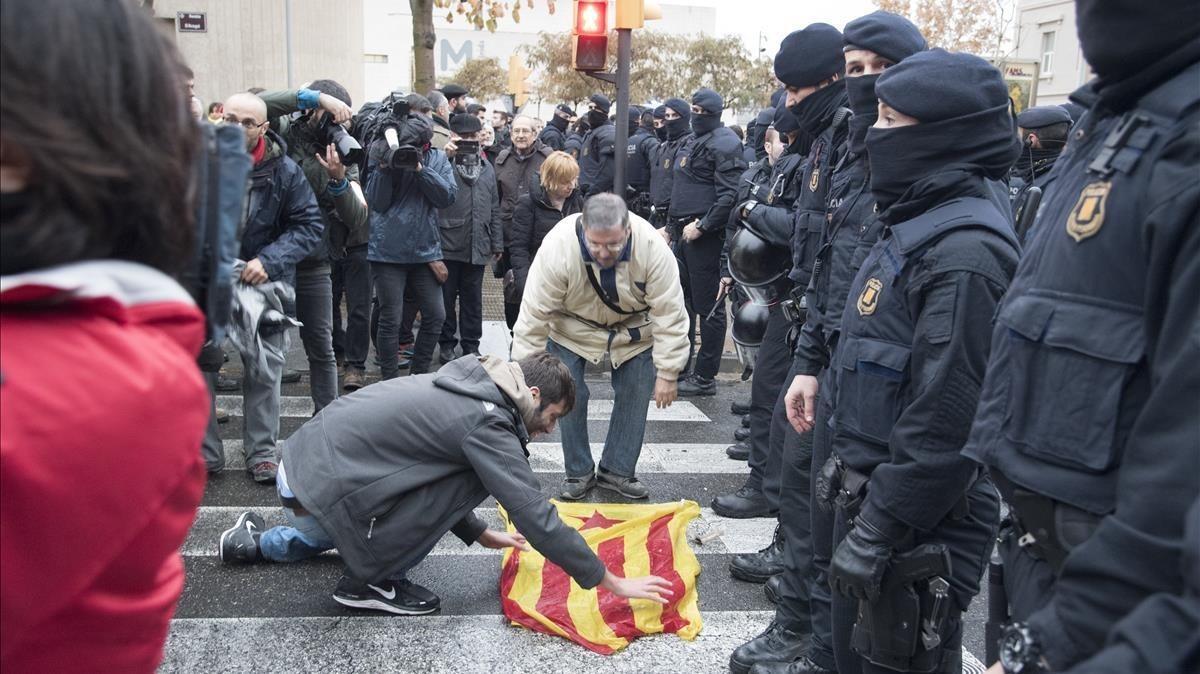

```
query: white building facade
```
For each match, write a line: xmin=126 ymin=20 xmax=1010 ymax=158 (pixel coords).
xmin=1011 ymin=0 xmax=1091 ymax=105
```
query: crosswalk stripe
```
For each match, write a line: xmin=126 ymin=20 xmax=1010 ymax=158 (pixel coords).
xmin=187 ymin=505 xmax=774 ymax=558
xmin=215 ymin=441 xmax=741 ymax=474
xmin=215 ymin=395 xmax=712 ymax=422
xmin=161 ymin=611 xmax=775 ymax=673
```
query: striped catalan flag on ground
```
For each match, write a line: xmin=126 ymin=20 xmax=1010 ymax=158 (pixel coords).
xmin=498 ymin=500 xmax=704 ymax=654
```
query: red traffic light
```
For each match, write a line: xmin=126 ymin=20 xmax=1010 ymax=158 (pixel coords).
xmin=574 ymin=0 xmax=607 ymax=36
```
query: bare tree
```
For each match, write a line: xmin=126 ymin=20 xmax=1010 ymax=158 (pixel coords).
xmin=875 ymin=0 xmax=1015 ymax=58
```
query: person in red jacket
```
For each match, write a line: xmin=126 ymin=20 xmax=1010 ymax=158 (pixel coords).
xmin=0 ymin=0 xmax=210 ymax=671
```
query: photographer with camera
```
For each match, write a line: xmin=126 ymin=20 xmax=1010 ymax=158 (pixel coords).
xmin=364 ymin=95 xmax=457 ymax=379
xmin=436 ymin=113 xmax=503 ymax=363
xmin=257 ymin=81 xmax=368 ymax=403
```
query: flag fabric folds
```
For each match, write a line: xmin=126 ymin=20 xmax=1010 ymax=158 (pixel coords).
xmin=498 ymin=500 xmax=703 ymax=654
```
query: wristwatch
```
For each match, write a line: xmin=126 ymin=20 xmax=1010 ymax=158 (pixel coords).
xmin=999 ymin=622 xmax=1044 ymax=674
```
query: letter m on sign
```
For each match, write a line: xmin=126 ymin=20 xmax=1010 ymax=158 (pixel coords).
xmin=440 ymin=38 xmax=473 ymax=74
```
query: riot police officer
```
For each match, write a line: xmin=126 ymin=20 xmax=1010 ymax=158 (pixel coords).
xmin=539 ymin=103 xmax=573 ymax=152
xmin=578 ymin=93 xmax=616 ymax=196
xmin=962 ymin=1 xmax=1200 ymax=671
xmin=755 ymin=13 xmax=927 ymax=674
xmin=1008 ymin=104 xmax=1071 ymax=240
xmin=648 ymin=98 xmax=691 ymax=232
xmin=814 ymin=49 xmax=1021 ymax=674
xmin=626 ymin=106 xmax=658 ymax=218
xmin=652 ymin=104 xmax=668 ymax=142
xmin=668 ymin=88 xmax=746 ymax=397
xmin=564 ymin=117 xmax=588 ymax=160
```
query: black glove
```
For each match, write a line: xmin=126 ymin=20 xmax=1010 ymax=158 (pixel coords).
xmin=830 ymin=516 xmax=894 ymax=602
xmin=815 ymin=455 xmax=840 ymax=513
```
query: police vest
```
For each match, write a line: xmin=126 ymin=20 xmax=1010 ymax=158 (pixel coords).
xmin=650 ymin=136 xmax=685 ymax=207
xmin=963 ymin=61 xmax=1200 ymax=515
xmin=667 ymin=133 xmax=721 ymax=219
xmin=625 ymin=130 xmax=655 ymax=192
xmin=789 ymin=109 xmax=851 ymax=286
xmin=832 ymin=197 xmax=1019 ymax=473
xmin=578 ymin=125 xmax=615 ymax=194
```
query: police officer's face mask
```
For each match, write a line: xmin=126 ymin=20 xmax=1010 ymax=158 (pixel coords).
xmin=690 ymin=111 xmax=721 ymax=136
xmin=844 ymin=74 xmax=881 ymax=155
xmin=664 ymin=114 xmax=690 ymax=139
xmin=586 ymin=109 xmax=608 ymax=129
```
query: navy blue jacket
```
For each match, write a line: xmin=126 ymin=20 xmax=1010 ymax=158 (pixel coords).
xmin=239 ymin=131 xmax=324 ymax=286
xmin=667 ymin=125 xmax=746 ymax=232
xmin=365 ymin=144 xmax=457 ymax=264
xmin=578 ymin=122 xmax=616 ymax=197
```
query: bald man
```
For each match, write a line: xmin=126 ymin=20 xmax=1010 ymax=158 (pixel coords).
xmin=203 ymin=92 xmax=324 ymax=484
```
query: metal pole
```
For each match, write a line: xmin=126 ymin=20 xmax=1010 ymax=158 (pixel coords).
xmin=284 ymin=0 xmax=295 ymax=87
xmin=613 ymin=27 xmax=631 ymax=201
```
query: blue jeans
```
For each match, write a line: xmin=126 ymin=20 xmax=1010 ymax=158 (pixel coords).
xmin=546 ymin=340 xmax=656 ymax=479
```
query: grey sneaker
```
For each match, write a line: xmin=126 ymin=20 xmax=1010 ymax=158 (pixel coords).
xmin=559 ymin=473 xmax=596 ymax=500
xmin=596 ymin=467 xmax=649 ymax=499
xmin=220 ymin=511 xmax=265 ymax=564
xmin=250 ymin=460 xmax=278 ymax=484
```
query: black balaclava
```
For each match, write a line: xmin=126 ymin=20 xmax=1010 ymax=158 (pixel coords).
xmin=751 ymin=107 xmax=775 ymax=160
xmin=627 ymin=107 xmax=641 ymax=136
xmin=690 ymin=88 xmax=723 ymax=137
xmin=867 ymin=49 xmax=1020 ymax=212
xmin=664 ymin=97 xmax=691 ymax=140
xmin=789 ymin=82 xmax=847 ymax=139
xmin=586 ymin=93 xmax=611 ymax=129
xmin=842 ymin=10 xmax=927 ymax=155
xmin=653 ymin=104 xmax=668 ymax=141
xmin=549 ymin=103 xmax=571 ymax=133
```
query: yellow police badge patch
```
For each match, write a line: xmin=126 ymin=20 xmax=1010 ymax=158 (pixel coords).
xmin=809 ymin=168 xmax=820 ymax=192
xmin=1067 ymin=181 xmax=1110 ymax=242
xmin=857 ymin=278 xmax=882 ymax=316
xmin=681 ymin=156 xmax=688 ymax=167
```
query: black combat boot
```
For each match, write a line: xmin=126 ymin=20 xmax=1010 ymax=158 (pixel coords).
xmin=731 ymin=397 xmax=752 ymax=415
xmin=711 ymin=485 xmax=776 ymax=518
xmin=735 ymin=426 xmax=751 ymax=442
xmin=727 ymin=441 xmax=750 ymax=461
xmin=729 ymin=620 xmax=809 ymax=674
xmin=748 ymin=655 xmax=835 ymax=674
xmin=730 ymin=523 xmax=786 ymax=582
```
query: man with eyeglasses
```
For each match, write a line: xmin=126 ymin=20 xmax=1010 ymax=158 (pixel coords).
xmin=495 ymin=115 xmax=554 ymax=328
xmin=512 ymin=193 xmax=689 ymax=502
xmin=214 ymin=92 xmax=324 ymax=484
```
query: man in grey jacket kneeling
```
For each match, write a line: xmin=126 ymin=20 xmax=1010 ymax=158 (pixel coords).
xmin=218 ymin=351 xmax=673 ymax=615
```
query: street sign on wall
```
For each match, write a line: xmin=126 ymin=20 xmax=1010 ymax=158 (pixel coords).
xmin=177 ymin=12 xmax=207 ymax=33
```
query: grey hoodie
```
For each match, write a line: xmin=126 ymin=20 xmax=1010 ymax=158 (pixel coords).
xmin=283 ymin=356 xmax=607 ymax=587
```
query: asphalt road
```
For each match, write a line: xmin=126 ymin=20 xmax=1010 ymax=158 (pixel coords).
xmin=162 ymin=323 xmax=990 ymax=673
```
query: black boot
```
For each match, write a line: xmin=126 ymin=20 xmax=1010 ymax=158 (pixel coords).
xmin=711 ymin=485 xmax=776 ymax=518
xmin=742 ymin=413 xmax=751 ymax=427
xmin=729 ymin=620 xmax=809 ymax=674
xmin=764 ymin=574 xmax=782 ymax=605
xmin=735 ymin=426 xmax=751 ymax=442
xmin=678 ymin=374 xmax=717 ymax=396
xmin=730 ymin=523 xmax=786 ymax=582
xmin=731 ymin=397 xmax=752 ymax=415
xmin=727 ymin=441 xmax=750 ymax=461
xmin=748 ymin=655 xmax=835 ymax=674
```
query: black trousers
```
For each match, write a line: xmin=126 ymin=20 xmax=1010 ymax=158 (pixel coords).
xmin=830 ymin=479 xmax=1000 ymax=674
xmin=674 ymin=231 xmax=726 ymax=380
xmin=773 ymin=361 xmax=816 ymax=634
xmin=331 ymin=245 xmax=373 ymax=371
xmin=744 ymin=307 xmax=793 ymax=510
xmin=803 ymin=367 xmax=838 ymax=670
xmin=438 ymin=261 xmax=485 ymax=354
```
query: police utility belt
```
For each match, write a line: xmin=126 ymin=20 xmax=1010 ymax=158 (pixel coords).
xmin=992 ymin=470 xmax=1102 ymax=574
xmin=780 ymin=285 xmax=807 ymax=327
xmin=821 ymin=455 xmax=968 ymax=673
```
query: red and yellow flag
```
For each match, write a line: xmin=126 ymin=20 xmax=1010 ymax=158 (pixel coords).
xmin=498 ymin=500 xmax=703 ymax=654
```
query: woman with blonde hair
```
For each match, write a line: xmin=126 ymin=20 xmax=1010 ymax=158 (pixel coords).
xmin=507 ymin=151 xmax=584 ymax=306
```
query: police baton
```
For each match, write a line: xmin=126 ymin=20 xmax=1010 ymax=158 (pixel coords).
xmin=706 ymin=282 xmax=732 ymax=322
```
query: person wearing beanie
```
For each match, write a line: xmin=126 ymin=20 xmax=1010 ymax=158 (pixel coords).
xmin=432 ymin=111 xmax=502 ymax=365
xmin=790 ymin=49 xmax=1020 ymax=674
xmin=651 ymin=104 xmax=668 ymax=141
xmin=647 ymin=97 xmax=691 ymax=232
xmin=577 ymin=93 xmax=616 ymax=197
xmin=667 ymin=87 xmax=747 ymax=398
xmin=739 ymin=12 xmax=928 ymax=674
xmin=625 ymin=106 xmax=659 ymax=219
xmin=539 ymin=103 xmax=574 ymax=151
xmin=712 ymin=26 xmax=849 ymax=614
xmin=963 ymin=2 xmax=1200 ymax=672
xmin=1008 ymin=105 xmax=1072 ymax=238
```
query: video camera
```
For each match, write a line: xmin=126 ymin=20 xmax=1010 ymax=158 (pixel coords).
xmin=372 ymin=93 xmax=432 ymax=172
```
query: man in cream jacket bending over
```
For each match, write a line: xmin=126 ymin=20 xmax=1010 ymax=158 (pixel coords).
xmin=512 ymin=193 xmax=690 ymax=501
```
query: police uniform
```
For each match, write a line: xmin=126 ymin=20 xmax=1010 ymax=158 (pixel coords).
xmin=823 ymin=50 xmax=1022 ymax=674
xmin=1009 ymin=105 xmax=1072 ymax=240
xmin=578 ymin=122 xmax=615 ymax=197
xmin=648 ymin=99 xmax=691 ymax=230
xmin=962 ymin=21 xmax=1200 ymax=671
xmin=539 ymin=105 xmax=572 ymax=152
xmin=563 ymin=127 xmax=585 ymax=160
xmin=626 ymin=122 xmax=658 ymax=218
xmin=667 ymin=88 xmax=745 ymax=387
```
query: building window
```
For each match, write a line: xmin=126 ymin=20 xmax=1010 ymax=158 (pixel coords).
xmin=364 ymin=53 xmax=389 ymax=64
xmin=1040 ymin=31 xmax=1055 ymax=75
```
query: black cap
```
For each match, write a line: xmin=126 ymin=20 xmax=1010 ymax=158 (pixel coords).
xmin=770 ymin=87 xmax=786 ymax=108
xmin=589 ymin=93 xmax=611 ymax=114
xmin=555 ymin=103 xmax=574 ymax=118
xmin=664 ymin=97 xmax=691 ymax=120
xmin=691 ymin=87 xmax=723 ymax=114
xmin=440 ymin=83 xmax=469 ymax=99
xmin=755 ymin=107 xmax=776 ymax=126
xmin=1016 ymin=105 xmax=1073 ymax=130
xmin=466 ymin=103 xmax=486 ymax=115
xmin=774 ymin=24 xmax=845 ymax=88
xmin=1059 ymin=102 xmax=1086 ymax=124
xmin=875 ymin=49 xmax=1009 ymax=123
xmin=653 ymin=104 xmax=667 ymax=119
xmin=842 ymin=11 xmax=926 ymax=64
xmin=449 ymin=112 xmax=482 ymax=134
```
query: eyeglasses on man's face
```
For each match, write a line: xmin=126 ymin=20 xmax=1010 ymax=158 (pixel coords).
xmin=223 ymin=114 xmax=267 ymax=130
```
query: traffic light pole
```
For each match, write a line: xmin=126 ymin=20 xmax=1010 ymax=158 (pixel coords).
xmin=586 ymin=27 xmax=632 ymax=203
